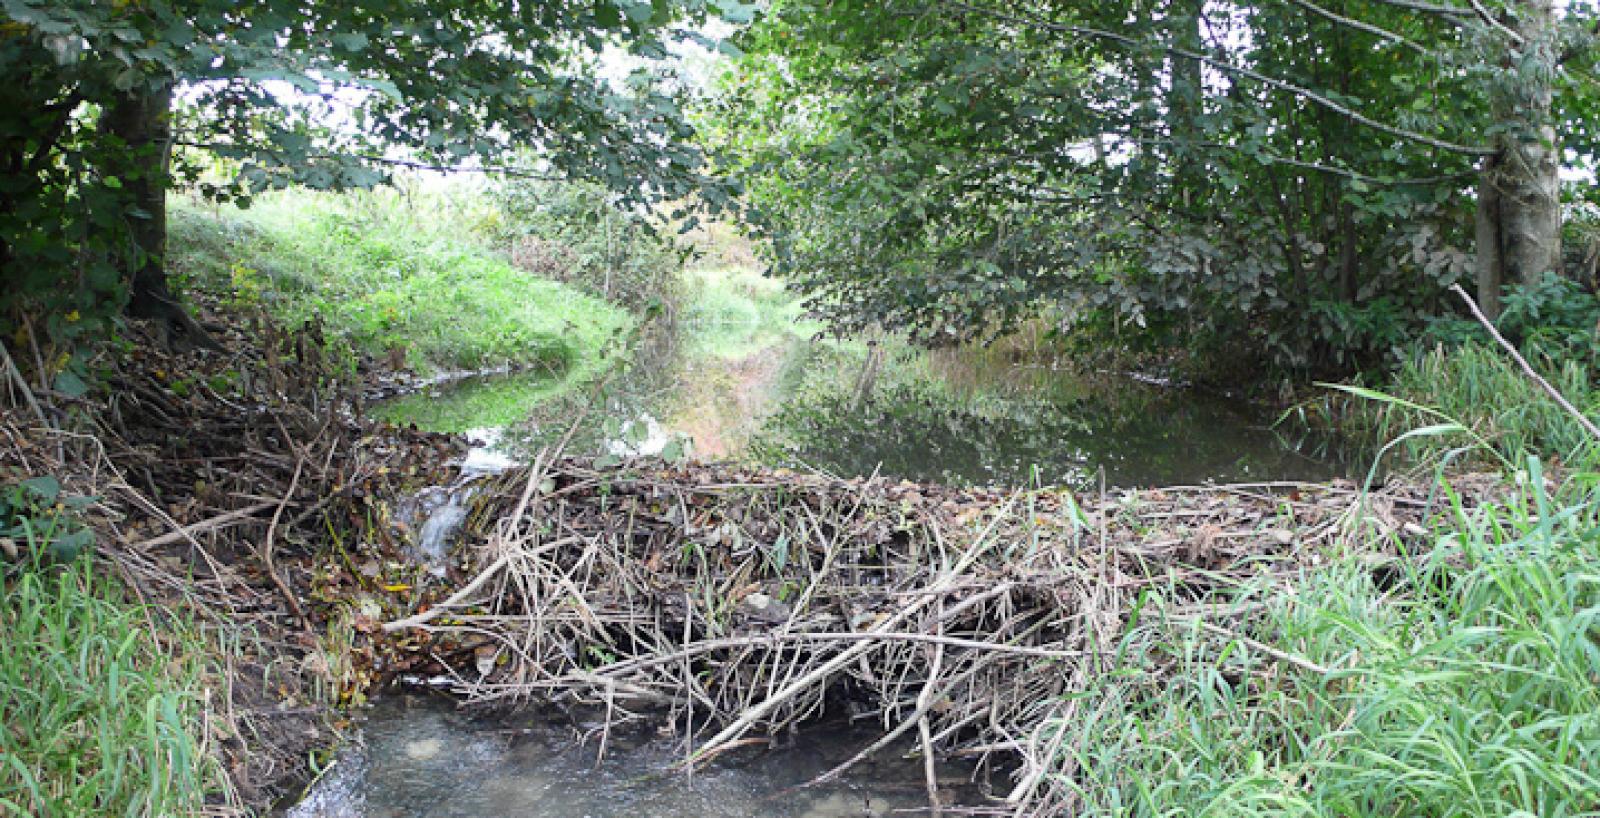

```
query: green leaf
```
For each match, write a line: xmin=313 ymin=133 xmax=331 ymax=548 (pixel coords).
xmin=716 ymin=1 xmax=758 ymax=23
xmin=768 ymin=533 xmax=790 ymax=572
xmin=621 ymin=1 xmax=655 ymax=24
xmin=661 ymin=438 xmax=686 ymax=463
xmin=20 ymin=476 xmax=60 ymax=504
xmin=54 ymin=369 xmax=88 ymax=397
xmin=48 ymin=528 xmax=94 ymax=563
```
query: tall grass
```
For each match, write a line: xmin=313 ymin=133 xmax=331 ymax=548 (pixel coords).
xmin=1302 ymin=342 xmax=1600 ymax=468
xmin=1055 ymin=462 xmax=1600 ymax=815
xmin=0 ymin=561 xmax=227 ymax=816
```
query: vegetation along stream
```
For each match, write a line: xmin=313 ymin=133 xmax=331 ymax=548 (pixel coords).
xmin=4 ymin=3 xmax=1596 ymax=818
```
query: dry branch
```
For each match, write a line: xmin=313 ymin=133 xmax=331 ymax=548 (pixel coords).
xmin=376 ymin=458 xmax=1473 ymax=814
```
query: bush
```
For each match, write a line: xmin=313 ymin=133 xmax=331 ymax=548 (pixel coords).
xmin=491 ymin=180 xmax=683 ymax=314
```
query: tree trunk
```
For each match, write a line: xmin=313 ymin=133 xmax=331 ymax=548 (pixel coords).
xmin=1475 ymin=158 xmax=1505 ymax=320
xmin=1476 ymin=0 xmax=1563 ymax=320
xmin=101 ymin=82 xmax=215 ymax=348
xmin=1167 ymin=0 xmax=1205 ymax=206
xmin=1338 ymin=201 xmax=1359 ymax=304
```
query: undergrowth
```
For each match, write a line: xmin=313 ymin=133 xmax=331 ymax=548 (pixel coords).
xmin=1065 ymin=460 xmax=1600 ymax=816
xmin=491 ymin=178 xmax=684 ymax=315
xmin=0 ymin=560 xmax=226 ymax=817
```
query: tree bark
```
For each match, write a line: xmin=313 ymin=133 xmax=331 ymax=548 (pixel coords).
xmin=1476 ymin=0 xmax=1563 ymax=320
xmin=101 ymin=82 xmax=215 ymax=348
xmin=1167 ymin=0 xmax=1205 ymax=206
xmin=1474 ymin=158 xmax=1504 ymax=320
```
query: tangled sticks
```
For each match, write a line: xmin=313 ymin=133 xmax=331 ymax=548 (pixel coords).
xmin=382 ymin=457 xmax=1458 ymax=815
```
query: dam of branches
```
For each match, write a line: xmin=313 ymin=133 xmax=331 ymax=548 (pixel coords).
xmin=355 ymin=454 xmax=1470 ymax=816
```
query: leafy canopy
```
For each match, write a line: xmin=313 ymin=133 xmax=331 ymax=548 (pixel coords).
xmin=0 ymin=0 xmax=752 ymax=333
xmin=710 ymin=0 xmax=1598 ymax=374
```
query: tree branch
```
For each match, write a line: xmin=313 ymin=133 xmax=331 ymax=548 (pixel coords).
xmin=1467 ymin=0 xmax=1524 ymax=44
xmin=1359 ymin=0 xmax=1473 ymax=19
xmin=1285 ymin=0 xmax=1436 ymax=55
xmin=175 ymin=140 xmax=562 ymax=181
xmin=1451 ymin=284 xmax=1600 ymax=444
xmin=943 ymin=1 xmax=1494 ymax=156
xmin=1118 ymin=136 xmax=1476 ymax=186
xmin=24 ymin=92 xmax=84 ymax=176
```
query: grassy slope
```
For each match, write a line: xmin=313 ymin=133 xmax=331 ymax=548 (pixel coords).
xmin=0 ymin=562 xmax=226 ymax=816
xmin=168 ymin=189 xmax=632 ymax=380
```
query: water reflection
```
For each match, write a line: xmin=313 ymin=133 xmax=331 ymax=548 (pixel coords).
xmin=375 ymin=320 xmax=1353 ymax=491
xmin=754 ymin=379 xmax=1350 ymax=490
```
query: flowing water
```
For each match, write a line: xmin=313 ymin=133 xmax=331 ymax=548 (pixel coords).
xmin=288 ymin=696 xmax=984 ymax=818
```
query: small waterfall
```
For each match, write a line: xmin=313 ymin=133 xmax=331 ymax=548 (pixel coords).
xmin=401 ymin=428 xmax=519 ymax=574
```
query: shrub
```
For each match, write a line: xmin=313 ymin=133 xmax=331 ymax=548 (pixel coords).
xmin=490 ymin=180 xmax=683 ymax=314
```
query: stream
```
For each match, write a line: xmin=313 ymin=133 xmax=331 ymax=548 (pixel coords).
xmin=295 ymin=280 xmax=1355 ymax=817
xmin=288 ymin=696 xmax=980 ymax=818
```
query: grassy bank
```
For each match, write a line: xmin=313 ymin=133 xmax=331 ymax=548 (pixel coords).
xmin=169 ymin=187 xmax=633 ymax=380
xmin=1056 ymin=333 xmax=1600 ymax=816
xmin=1295 ymin=342 xmax=1600 ymax=472
xmin=1059 ymin=457 xmax=1600 ymax=816
xmin=0 ymin=561 xmax=227 ymax=816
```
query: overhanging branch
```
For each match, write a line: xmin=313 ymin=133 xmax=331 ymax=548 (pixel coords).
xmin=1361 ymin=0 xmax=1473 ymax=19
xmin=942 ymin=1 xmax=1495 ymax=157
xmin=1285 ymin=0 xmax=1436 ymax=55
xmin=175 ymin=140 xmax=562 ymax=181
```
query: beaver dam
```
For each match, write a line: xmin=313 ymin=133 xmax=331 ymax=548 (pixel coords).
xmin=323 ymin=453 xmax=1476 ymax=817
